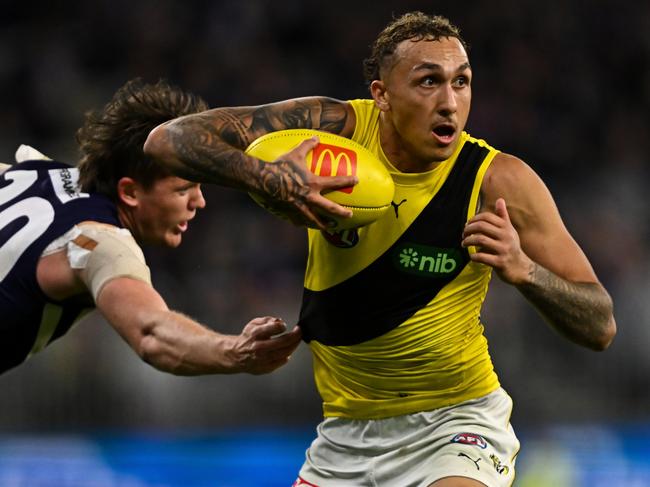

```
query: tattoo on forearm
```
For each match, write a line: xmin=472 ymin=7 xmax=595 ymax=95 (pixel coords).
xmin=520 ymin=263 xmax=613 ymax=347
xmin=162 ymin=97 xmax=348 ymax=193
xmin=258 ymin=159 xmax=310 ymax=205
xmin=167 ymin=115 xmax=254 ymax=186
xmin=210 ymin=110 xmax=252 ymax=148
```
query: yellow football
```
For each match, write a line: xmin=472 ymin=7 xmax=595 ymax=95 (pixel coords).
xmin=245 ymin=129 xmax=395 ymax=230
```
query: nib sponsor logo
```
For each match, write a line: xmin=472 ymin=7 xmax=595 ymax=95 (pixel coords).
xmin=394 ymin=243 xmax=462 ymax=277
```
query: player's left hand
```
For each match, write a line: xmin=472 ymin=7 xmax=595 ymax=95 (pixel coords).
xmin=462 ymin=198 xmax=534 ymax=285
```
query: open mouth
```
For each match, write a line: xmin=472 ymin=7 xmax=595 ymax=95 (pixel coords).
xmin=432 ymin=124 xmax=456 ymax=144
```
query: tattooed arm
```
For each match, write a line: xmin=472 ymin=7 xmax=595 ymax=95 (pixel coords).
xmin=144 ymin=97 xmax=358 ymax=228
xmin=462 ymin=153 xmax=616 ymax=351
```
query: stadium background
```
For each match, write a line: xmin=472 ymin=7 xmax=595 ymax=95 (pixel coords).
xmin=1 ymin=0 xmax=649 ymax=485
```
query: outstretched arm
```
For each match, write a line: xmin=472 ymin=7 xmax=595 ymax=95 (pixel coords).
xmin=144 ymin=97 xmax=358 ymax=229
xmin=37 ymin=223 xmax=300 ymax=375
xmin=96 ymin=277 xmax=301 ymax=375
xmin=462 ymin=153 xmax=616 ymax=351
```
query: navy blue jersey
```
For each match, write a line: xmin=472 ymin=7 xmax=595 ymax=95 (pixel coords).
xmin=0 ymin=160 xmax=120 ymax=373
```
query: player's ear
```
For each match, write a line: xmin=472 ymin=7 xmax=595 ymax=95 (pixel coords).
xmin=370 ymin=80 xmax=390 ymax=111
xmin=116 ymin=177 xmax=139 ymax=208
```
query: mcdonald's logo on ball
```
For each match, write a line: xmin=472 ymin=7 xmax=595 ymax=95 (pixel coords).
xmin=246 ymin=129 xmax=395 ymax=230
xmin=309 ymin=143 xmax=356 ymax=194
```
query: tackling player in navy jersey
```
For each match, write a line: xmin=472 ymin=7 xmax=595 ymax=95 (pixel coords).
xmin=0 ymin=79 xmax=354 ymax=376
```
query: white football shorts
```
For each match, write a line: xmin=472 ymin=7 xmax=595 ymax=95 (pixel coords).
xmin=294 ymin=387 xmax=520 ymax=487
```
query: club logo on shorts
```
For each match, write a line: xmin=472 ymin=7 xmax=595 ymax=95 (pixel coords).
xmin=490 ymin=454 xmax=511 ymax=476
xmin=450 ymin=432 xmax=488 ymax=449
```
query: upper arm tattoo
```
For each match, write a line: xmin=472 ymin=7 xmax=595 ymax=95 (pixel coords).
xmin=317 ymin=98 xmax=349 ymax=134
xmin=249 ymin=98 xmax=349 ymax=139
xmin=159 ymin=97 xmax=350 ymax=186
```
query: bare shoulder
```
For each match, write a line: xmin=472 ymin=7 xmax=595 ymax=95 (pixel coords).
xmin=481 ymin=153 xmax=600 ymax=283
xmin=481 ymin=152 xmax=557 ymax=231
xmin=482 ymin=153 xmax=541 ymax=202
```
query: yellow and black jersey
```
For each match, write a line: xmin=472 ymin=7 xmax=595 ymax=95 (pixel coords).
xmin=298 ymin=99 xmax=501 ymax=419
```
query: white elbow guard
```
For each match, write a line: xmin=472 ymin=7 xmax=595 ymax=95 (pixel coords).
xmin=69 ymin=224 xmax=152 ymax=301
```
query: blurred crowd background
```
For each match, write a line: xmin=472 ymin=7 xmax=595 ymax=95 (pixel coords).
xmin=1 ymin=0 xmax=649 ymax=441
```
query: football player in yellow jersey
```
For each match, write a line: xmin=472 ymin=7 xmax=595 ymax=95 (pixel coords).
xmin=145 ymin=11 xmax=616 ymax=487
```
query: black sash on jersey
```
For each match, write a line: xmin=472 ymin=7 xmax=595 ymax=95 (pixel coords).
xmin=299 ymin=141 xmax=490 ymax=346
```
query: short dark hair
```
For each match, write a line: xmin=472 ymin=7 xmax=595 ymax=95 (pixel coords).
xmin=362 ymin=12 xmax=468 ymax=85
xmin=76 ymin=78 xmax=209 ymax=199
